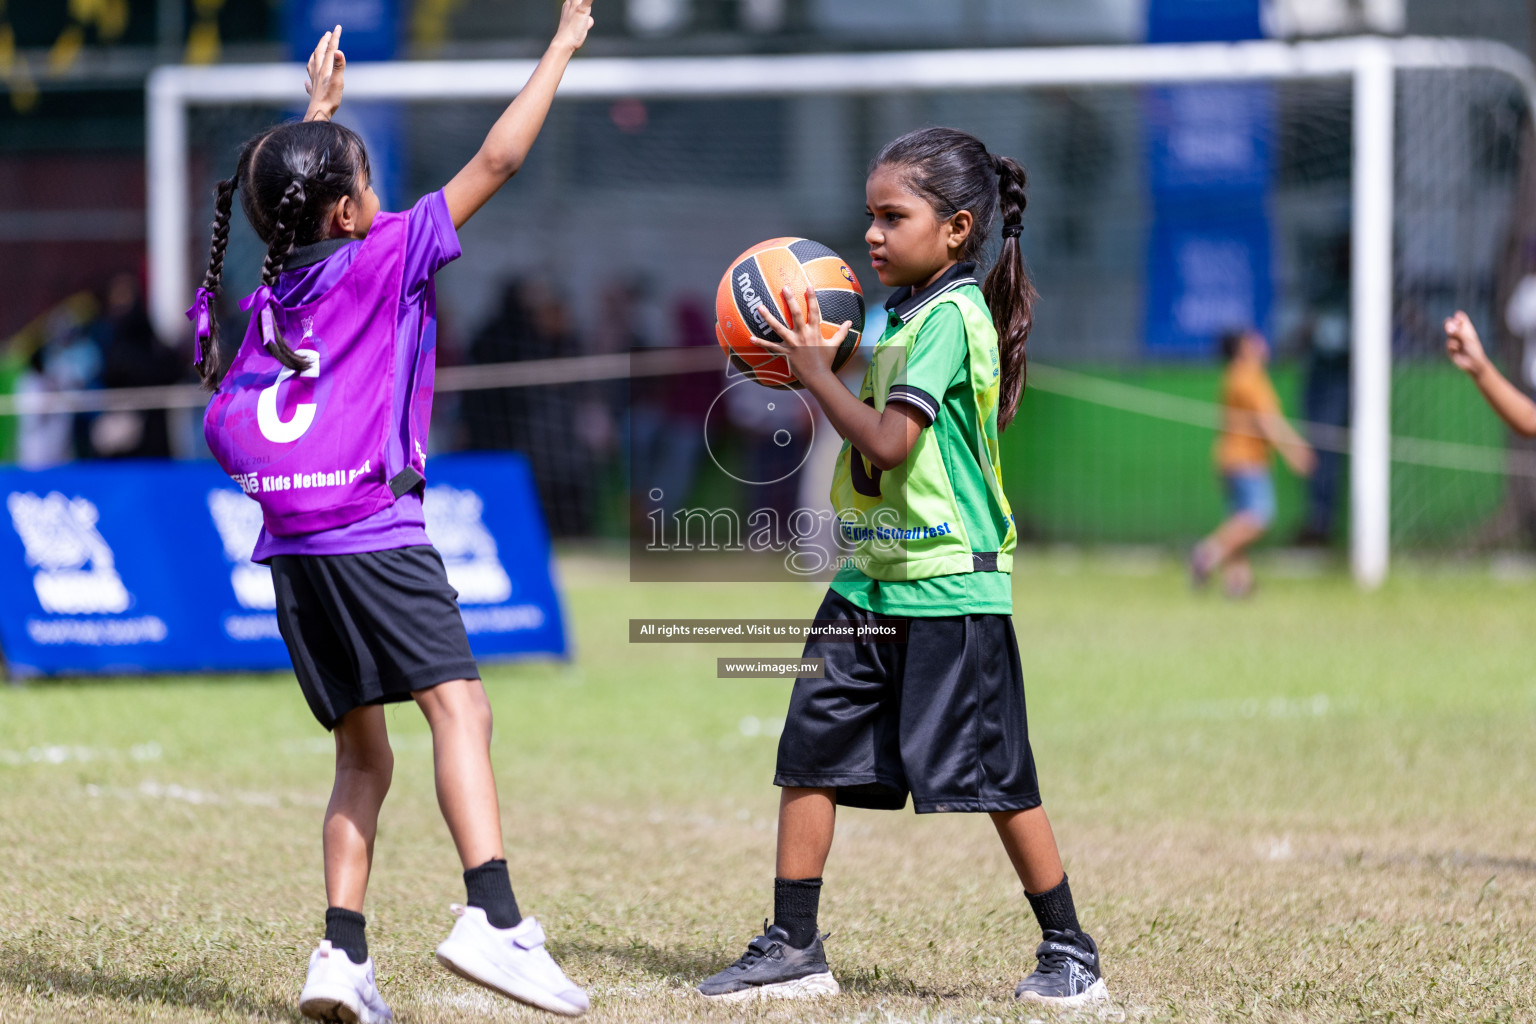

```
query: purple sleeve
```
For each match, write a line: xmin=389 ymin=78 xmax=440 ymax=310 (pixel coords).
xmin=401 ymin=189 xmax=462 ymax=296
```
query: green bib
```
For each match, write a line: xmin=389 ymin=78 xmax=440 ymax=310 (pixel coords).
xmin=830 ymin=289 xmax=1016 ymax=583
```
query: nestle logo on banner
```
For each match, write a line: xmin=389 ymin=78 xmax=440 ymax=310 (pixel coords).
xmin=0 ymin=455 xmax=561 ymax=672
xmin=199 ymin=481 xmax=543 ymax=641
xmin=6 ymin=490 xmax=167 ymax=646
xmin=423 ymin=485 xmax=545 ymax=634
xmin=207 ymin=484 xmax=527 ymax=611
xmin=205 ymin=489 xmax=283 ymax=643
xmin=8 ymin=491 xmax=132 ymax=614
xmin=425 ymin=485 xmax=511 ymax=604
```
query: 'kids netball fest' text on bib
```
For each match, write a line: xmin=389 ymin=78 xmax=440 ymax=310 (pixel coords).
xmin=204 ymin=212 xmax=430 ymax=537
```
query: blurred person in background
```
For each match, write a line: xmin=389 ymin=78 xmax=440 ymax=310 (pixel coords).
xmin=724 ymin=360 xmax=812 ymax=530
xmin=1294 ymin=307 xmax=1349 ymax=545
xmin=631 ymin=295 xmax=713 ymax=527
xmin=461 ymin=278 xmax=594 ymax=535
xmin=1294 ymin=238 xmax=1350 ymax=546
xmin=587 ymin=278 xmax=646 ymax=461
xmin=1191 ymin=327 xmax=1314 ymax=598
xmin=426 ymin=299 xmax=466 ymax=465
xmin=569 ymin=278 xmax=643 ymax=530
xmin=13 ymin=293 xmax=102 ymax=467
xmin=461 ymin=279 xmax=534 ymax=452
xmin=94 ymin=273 xmax=187 ymax=459
xmin=524 ymin=280 xmax=596 ymax=536
xmin=14 ymin=347 xmax=72 ymax=468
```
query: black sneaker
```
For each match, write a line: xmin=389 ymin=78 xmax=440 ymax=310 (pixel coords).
xmin=696 ymin=922 xmax=840 ymax=1002
xmin=1014 ymin=929 xmax=1108 ymax=1006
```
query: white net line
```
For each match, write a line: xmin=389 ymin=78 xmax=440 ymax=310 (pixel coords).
xmin=3 ymin=354 xmax=1526 ymax=477
xmin=0 ymin=347 xmax=720 ymax=414
xmin=1027 ymin=364 xmax=1522 ymax=476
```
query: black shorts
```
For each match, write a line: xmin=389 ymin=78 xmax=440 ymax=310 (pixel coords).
xmin=271 ymin=546 xmax=480 ymax=730
xmin=774 ymin=589 xmax=1040 ymax=814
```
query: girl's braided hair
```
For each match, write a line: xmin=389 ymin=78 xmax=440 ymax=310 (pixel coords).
xmin=195 ymin=119 xmax=371 ymax=388
xmin=872 ymin=127 xmax=1038 ymax=431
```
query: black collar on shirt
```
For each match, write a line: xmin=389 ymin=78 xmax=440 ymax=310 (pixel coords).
xmin=883 ymin=261 xmax=979 ymax=325
xmin=283 ymin=238 xmax=354 ymax=271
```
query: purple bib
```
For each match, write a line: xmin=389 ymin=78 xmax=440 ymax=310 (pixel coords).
xmin=204 ymin=212 xmax=425 ymax=537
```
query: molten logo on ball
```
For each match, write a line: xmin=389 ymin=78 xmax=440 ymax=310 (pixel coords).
xmin=716 ymin=237 xmax=865 ymax=391
xmin=735 ymin=271 xmax=771 ymax=341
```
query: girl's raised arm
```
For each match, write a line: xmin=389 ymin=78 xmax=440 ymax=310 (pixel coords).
xmin=303 ymin=26 xmax=345 ymax=122
xmin=1445 ymin=310 xmax=1536 ymax=437
xmin=443 ymin=0 xmax=594 ymax=229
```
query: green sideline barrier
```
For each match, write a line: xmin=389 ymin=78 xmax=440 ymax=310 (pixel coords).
xmin=0 ymin=355 xmax=18 ymax=464
xmin=1001 ymin=363 xmax=1507 ymax=546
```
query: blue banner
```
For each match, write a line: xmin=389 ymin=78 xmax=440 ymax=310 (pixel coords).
xmin=0 ymin=453 xmax=566 ymax=678
xmin=283 ymin=0 xmax=404 ymax=210
xmin=1143 ymin=82 xmax=1275 ymax=356
xmin=1147 ymin=0 xmax=1262 ymax=43
xmin=1144 ymin=84 xmax=1274 ymax=196
xmin=285 ymin=0 xmax=400 ymax=62
xmin=1145 ymin=196 xmax=1273 ymax=356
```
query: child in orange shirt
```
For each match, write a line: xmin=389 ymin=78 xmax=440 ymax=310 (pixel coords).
xmin=1191 ymin=328 xmax=1315 ymax=597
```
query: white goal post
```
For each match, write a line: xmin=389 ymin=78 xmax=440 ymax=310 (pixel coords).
xmin=145 ymin=36 xmax=1536 ymax=588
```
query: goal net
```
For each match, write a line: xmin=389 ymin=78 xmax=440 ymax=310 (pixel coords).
xmin=146 ymin=39 xmax=1536 ymax=583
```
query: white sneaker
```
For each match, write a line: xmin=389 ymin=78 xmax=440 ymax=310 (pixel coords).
xmin=435 ymin=905 xmax=590 ymax=1016
xmin=299 ymin=940 xmax=393 ymax=1024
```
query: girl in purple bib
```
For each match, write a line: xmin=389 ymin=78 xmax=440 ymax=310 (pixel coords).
xmin=193 ymin=6 xmax=594 ymax=1020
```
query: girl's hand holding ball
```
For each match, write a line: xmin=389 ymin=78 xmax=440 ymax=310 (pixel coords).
xmin=752 ymin=285 xmax=855 ymax=386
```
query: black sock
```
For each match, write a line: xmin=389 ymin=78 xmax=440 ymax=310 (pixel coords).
xmin=1025 ymin=874 xmax=1081 ymax=936
xmin=772 ymin=877 xmax=822 ymax=948
xmin=324 ymin=907 xmax=368 ymax=965
xmin=464 ymin=858 xmax=522 ymax=929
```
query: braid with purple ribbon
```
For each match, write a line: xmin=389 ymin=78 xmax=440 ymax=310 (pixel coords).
xmin=192 ymin=177 xmax=236 ymax=388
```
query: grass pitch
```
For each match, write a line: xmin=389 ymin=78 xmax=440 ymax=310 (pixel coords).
xmin=1 ymin=549 xmax=1534 ymax=1023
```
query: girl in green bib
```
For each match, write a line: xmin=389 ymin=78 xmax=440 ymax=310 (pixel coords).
xmin=696 ymin=127 xmax=1108 ymax=1008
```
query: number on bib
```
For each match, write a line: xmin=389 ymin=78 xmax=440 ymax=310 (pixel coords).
xmin=850 ymin=396 xmax=882 ymax=497
xmin=257 ymin=349 xmax=320 ymax=444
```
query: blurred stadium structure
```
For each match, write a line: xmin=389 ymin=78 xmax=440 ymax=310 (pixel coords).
xmin=7 ymin=0 xmax=1536 ymax=587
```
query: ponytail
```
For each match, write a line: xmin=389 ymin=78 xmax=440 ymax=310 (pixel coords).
xmin=984 ymin=153 xmax=1036 ymax=433
xmin=194 ymin=119 xmax=368 ymax=387
xmin=194 ymin=177 xmax=236 ymax=389
xmin=257 ymin=178 xmax=313 ymax=373
xmin=872 ymin=127 xmax=1038 ymax=432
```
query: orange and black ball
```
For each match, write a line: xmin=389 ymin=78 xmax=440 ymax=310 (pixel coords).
xmin=715 ymin=237 xmax=864 ymax=390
